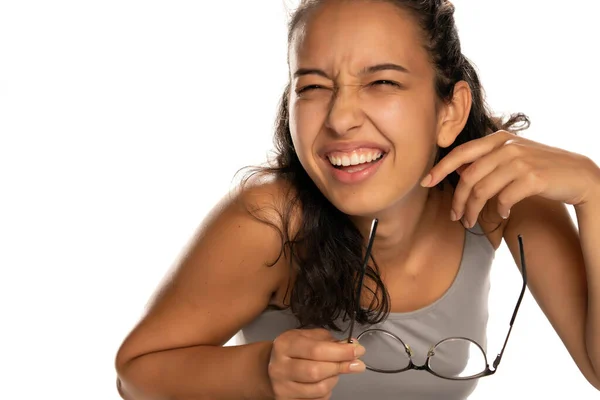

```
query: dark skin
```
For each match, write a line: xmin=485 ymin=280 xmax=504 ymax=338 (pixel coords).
xmin=115 ymin=1 xmax=600 ymax=399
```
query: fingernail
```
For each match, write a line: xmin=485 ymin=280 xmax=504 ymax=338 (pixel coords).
xmin=354 ymin=345 xmax=366 ymax=357
xmin=450 ymin=209 xmax=458 ymax=221
xmin=501 ymin=209 xmax=510 ymax=219
xmin=349 ymin=360 xmax=366 ymax=372
xmin=420 ymin=174 xmax=432 ymax=187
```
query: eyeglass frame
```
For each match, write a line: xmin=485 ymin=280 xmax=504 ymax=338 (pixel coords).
xmin=346 ymin=218 xmax=528 ymax=381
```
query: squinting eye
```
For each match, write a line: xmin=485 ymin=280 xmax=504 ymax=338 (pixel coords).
xmin=369 ymin=80 xmax=402 ymax=88
xmin=297 ymin=84 xmax=327 ymax=94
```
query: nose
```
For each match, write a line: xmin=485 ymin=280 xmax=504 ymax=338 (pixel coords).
xmin=324 ymin=85 xmax=365 ymax=136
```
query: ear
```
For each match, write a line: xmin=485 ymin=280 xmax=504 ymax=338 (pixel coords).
xmin=436 ymin=81 xmax=472 ymax=148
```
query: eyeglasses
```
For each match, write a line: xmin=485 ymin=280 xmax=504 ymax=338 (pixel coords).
xmin=346 ymin=218 xmax=527 ymax=380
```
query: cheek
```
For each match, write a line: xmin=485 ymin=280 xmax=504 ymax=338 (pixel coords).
xmin=365 ymin=94 xmax=439 ymax=187
xmin=367 ymin=94 xmax=438 ymax=146
xmin=289 ymin=98 xmax=327 ymax=159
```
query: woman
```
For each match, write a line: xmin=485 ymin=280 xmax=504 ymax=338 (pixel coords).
xmin=115 ymin=0 xmax=600 ymax=399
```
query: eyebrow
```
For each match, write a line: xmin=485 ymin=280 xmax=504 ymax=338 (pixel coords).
xmin=293 ymin=68 xmax=329 ymax=79
xmin=293 ymin=63 xmax=410 ymax=79
xmin=361 ymin=63 xmax=410 ymax=75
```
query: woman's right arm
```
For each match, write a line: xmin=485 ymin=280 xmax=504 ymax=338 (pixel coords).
xmin=115 ymin=183 xmax=290 ymax=400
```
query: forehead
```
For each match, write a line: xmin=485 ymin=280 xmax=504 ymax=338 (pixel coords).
xmin=290 ymin=0 xmax=430 ymax=75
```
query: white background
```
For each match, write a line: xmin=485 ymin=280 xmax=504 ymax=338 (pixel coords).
xmin=1 ymin=0 xmax=599 ymax=399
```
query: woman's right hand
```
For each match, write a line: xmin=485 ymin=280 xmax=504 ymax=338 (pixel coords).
xmin=268 ymin=328 xmax=366 ymax=399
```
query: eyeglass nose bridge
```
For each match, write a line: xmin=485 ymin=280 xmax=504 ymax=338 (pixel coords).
xmin=410 ymin=362 xmax=430 ymax=371
xmin=406 ymin=345 xmax=437 ymax=371
xmin=358 ymin=328 xmax=431 ymax=369
xmin=370 ymin=345 xmax=435 ymax=372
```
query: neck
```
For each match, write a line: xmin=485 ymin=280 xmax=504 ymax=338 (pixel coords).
xmin=350 ymin=185 xmax=448 ymax=267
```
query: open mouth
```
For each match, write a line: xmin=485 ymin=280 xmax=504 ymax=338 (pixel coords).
xmin=326 ymin=150 xmax=385 ymax=173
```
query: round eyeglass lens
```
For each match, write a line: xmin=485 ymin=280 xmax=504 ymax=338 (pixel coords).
xmin=357 ymin=329 xmax=411 ymax=371
xmin=428 ymin=338 xmax=487 ymax=379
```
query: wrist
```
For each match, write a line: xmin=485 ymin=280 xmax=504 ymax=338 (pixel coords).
xmin=575 ymin=157 xmax=600 ymax=210
xmin=257 ymin=341 xmax=276 ymax=400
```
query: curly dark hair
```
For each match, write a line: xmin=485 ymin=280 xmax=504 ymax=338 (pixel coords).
xmin=242 ymin=0 xmax=529 ymax=331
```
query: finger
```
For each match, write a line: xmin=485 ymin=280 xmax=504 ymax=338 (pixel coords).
xmin=286 ymin=334 xmax=362 ymax=362
xmin=451 ymin=148 xmax=515 ymax=221
xmin=456 ymin=163 xmax=471 ymax=175
xmin=423 ymin=131 xmax=509 ymax=187
xmin=285 ymin=375 xmax=339 ymax=399
xmin=337 ymin=337 xmax=360 ymax=345
xmin=451 ymin=162 xmax=498 ymax=221
xmin=495 ymin=174 xmax=545 ymax=219
xmin=460 ymin=164 xmax=519 ymax=228
xmin=290 ymin=358 xmax=366 ymax=383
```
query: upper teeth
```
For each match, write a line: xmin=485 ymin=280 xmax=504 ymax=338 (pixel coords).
xmin=327 ymin=151 xmax=383 ymax=167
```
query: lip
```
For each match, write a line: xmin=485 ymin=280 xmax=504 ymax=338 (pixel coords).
xmin=322 ymin=152 xmax=387 ymax=184
xmin=319 ymin=141 xmax=390 ymax=157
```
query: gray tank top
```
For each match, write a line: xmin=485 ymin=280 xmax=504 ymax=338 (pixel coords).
xmin=239 ymin=225 xmax=495 ymax=400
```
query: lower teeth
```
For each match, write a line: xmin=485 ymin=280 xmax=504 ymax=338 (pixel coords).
xmin=334 ymin=155 xmax=383 ymax=169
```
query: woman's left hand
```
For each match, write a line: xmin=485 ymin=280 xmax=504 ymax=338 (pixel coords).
xmin=420 ymin=130 xmax=600 ymax=228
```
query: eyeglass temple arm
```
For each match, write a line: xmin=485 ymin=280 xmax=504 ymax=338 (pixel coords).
xmin=347 ymin=218 xmax=379 ymax=343
xmin=492 ymin=234 xmax=527 ymax=371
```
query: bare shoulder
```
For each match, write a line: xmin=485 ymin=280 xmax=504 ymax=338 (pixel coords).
xmin=229 ymin=172 xmax=298 ymax=233
xmin=116 ymin=174 xmax=295 ymax=367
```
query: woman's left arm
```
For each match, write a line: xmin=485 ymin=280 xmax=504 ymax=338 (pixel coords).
xmin=423 ymin=130 xmax=600 ymax=389
xmin=502 ymin=190 xmax=600 ymax=390
xmin=573 ymin=193 xmax=600 ymax=378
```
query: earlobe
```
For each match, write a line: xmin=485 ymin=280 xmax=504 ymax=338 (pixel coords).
xmin=437 ymin=81 xmax=472 ymax=148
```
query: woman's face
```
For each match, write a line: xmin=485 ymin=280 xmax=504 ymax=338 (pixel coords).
xmin=288 ymin=0 xmax=445 ymax=217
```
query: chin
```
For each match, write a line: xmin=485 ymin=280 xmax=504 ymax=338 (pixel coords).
xmin=325 ymin=191 xmax=392 ymax=219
